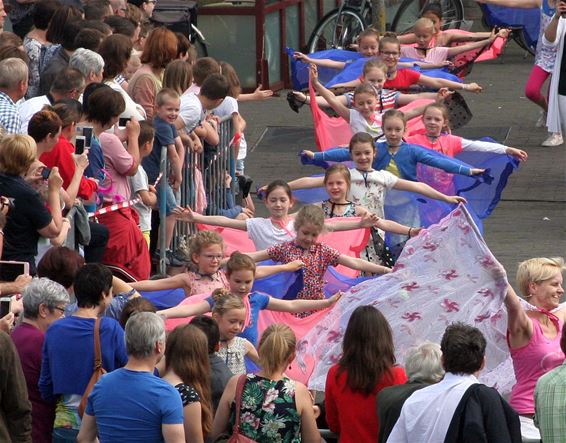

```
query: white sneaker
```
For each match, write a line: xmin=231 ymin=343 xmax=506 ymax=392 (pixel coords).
xmin=536 ymin=110 xmax=547 ymax=128
xmin=541 ymin=133 xmax=563 ymax=147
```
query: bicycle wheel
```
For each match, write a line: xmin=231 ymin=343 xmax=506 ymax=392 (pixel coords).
xmin=307 ymin=7 xmax=366 ymax=53
xmin=391 ymin=0 xmax=464 ymax=34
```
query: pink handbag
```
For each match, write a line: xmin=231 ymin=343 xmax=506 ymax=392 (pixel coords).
xmin=216 ymin=375 xmax=258 ymax=443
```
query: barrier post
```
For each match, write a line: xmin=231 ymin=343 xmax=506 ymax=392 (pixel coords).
xmin=158 ymin=145 xmax=168 ymax=275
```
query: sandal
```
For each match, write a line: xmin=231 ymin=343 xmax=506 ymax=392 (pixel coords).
xmin=286 ymin=91 xmax=307 ymax=113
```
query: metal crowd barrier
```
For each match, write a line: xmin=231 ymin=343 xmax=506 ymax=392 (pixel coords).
xmin=158 ymin=115 xmax=234 ymax=273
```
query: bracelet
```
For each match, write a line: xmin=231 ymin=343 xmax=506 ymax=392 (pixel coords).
xmin=408 ymin=227 xmax=412 ymax=237
xmin=462 ymin=84 xmax=468 ymax=91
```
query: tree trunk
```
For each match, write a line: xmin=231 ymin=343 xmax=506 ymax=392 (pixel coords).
xmin=371 ymin=0 xmax=386 ymax=33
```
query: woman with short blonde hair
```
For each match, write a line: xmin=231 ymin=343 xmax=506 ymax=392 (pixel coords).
xmin=505 ymin=257 xmax=566 ymax=436
xmin=0 ymin=134 xmax=63 ymax=272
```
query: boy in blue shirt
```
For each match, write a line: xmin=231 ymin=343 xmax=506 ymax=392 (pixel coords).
xmin=143 ymin=88 xmax=185 ymax=264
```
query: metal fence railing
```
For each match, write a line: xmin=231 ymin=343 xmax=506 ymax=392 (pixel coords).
xmin=158 ymin=116 xmax=234 ymax=273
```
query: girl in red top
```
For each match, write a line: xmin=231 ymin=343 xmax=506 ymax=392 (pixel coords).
xmin=334 ymin=34 xmax=483 ymax=93
xmin=38 ymin=101 xmax=98 ymax=202
xmin=325 ymin=305 xmax=407 ymax=443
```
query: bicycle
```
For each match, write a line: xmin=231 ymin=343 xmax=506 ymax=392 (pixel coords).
xmin=307 ymin=0 xmax=465 ymax=53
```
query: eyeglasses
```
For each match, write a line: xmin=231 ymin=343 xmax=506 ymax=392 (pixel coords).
xmin=201 ymin=254 xmax=223 ymax=261
xmin=381 ymin=51 xmax=400 ymax=56
xmin=52 ymin=306 xmax=66 ymax=317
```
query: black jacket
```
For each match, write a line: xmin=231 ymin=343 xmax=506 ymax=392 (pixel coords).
xmin=444 ymin=383 xmax=521 ymax=443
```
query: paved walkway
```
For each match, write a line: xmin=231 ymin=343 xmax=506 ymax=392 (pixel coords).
xmin=239 ymin=39 xmax=566 ymax=283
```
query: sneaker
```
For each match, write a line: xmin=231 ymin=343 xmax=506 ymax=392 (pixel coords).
xmin=167 ymin=250 xmax=186 ymax=267
xmin=536 ymin=110 xmax=547 ymax=128
xmin=237 ymin=175 xmax=253 ymax=198
xmin=541 ymin=133 xmax=563 ymax=147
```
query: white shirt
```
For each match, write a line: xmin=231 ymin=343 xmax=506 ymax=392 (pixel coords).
xmin=105 ymin=80 xmax=146 ymax=121
xmin=386 ymin=373 xmax=479 ymax=443
xmin=350 ymin=108 xmax=382 ymax=138
xmin=348 ymin=168 xmax=398 ymax=219
xmin=245 ymin=217 xmax=295 ymax=250
xmin=179 ymin=91 xmax=205 ymax=133
xmin=129 ymin=165 xmax=151 ymax=232
xmin=212 ymin=96 xmax=247 ymax=160
xmin=18 ymin=95 xmax=50 ymax=133
xmin=461 ymin=138 xmax=507 ymax=154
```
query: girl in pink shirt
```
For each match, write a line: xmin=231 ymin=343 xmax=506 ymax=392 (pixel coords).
xmin=131 ymin=230 xmax=303 ymax=297
xmin=400 ymin=18 xmax=508 ymax=69
xmin=406 ymin=103 xmax=528 ymax=194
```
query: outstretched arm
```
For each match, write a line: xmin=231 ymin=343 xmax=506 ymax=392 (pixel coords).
xmin=294 ymin=51 xmax=347 ymax=70
xmin=337 ymin=254 xmax=391 ymax=274
xmin=243 ymin=250 xmax=271 ymax=263
xmin=172 ymin=206 xmax=248 ymax=230
xmin=413 ymin=145 xmax=480 ymax=176
xmin=255 ymin=260 xmax=305 ymax=279
xmin=157 ymin=300 xmax=211 ymax=319
xmin=418 ymin=74 xmax=482 ymax=93
xmin=287 ymin=176 xmax=325 ymax=190
xmin=376 ymin=218 xmax=423 ymax=237
xmin=267 ymin=291 xmax=342 ymax=313
xmin=310 ymin=64 xmax=351 ymax=121
xmin=330 ymin=78 xmax=361 ymax=89
xmin=445 ymin=29 xmax=508 ymax=57
xmin=130 ymin=274 xmax=189 ymax=293
xmin=393 ymin=178 xmax=467 ymax=205
xmin=325 ymin=213 xmax=378 ymax=232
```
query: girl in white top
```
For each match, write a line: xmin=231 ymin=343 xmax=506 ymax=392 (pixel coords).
xmin=289 ymin=132 xmax=466 ymax=221
xmin=174 ymin=180 xmax=377 ymax=251
xmin=309 ymin=63 xmax=443 ymax=138
xmin=212 ymin=290 xmax=259 ymax=375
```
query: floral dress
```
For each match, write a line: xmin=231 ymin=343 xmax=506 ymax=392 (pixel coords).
xmin=266 ymin=241 xmax=340 ymax=304
xmin=230 ymin=375 xmax=301 ymax=443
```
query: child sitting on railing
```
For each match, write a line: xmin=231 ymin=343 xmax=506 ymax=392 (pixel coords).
xmin=145 ymin=88 xmax=185 ymax=265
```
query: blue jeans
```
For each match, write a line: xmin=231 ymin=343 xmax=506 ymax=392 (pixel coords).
xmin=157 ymin=182 xmax=178 ymax=216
